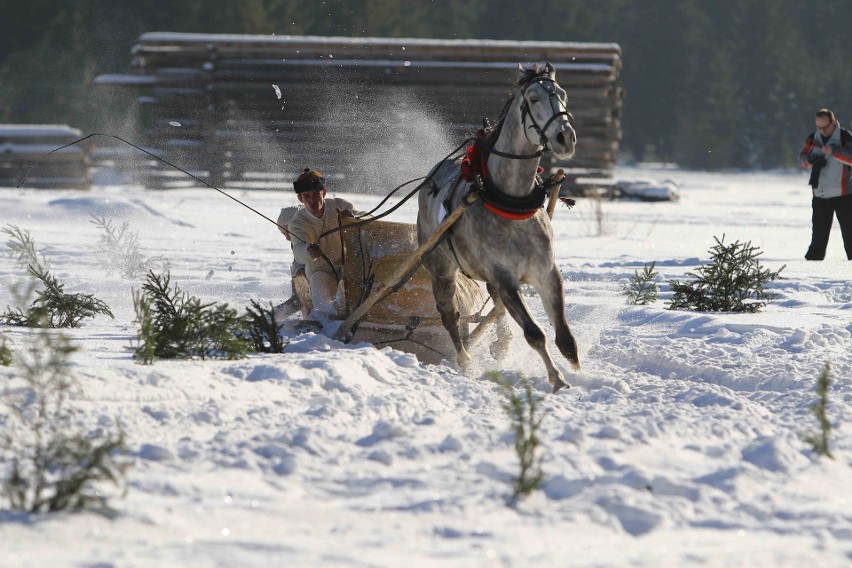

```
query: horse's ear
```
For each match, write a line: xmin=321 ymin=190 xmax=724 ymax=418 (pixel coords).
xmin=545 ymin=61 xmax=556 ymax=79
xmin=517 ymin=63 xmax=526 ymax=80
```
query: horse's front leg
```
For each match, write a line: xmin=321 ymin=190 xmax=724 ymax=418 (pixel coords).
xmin=537 ymin=266 xmax=580 ymax=370
xmin=430 ymin=270 xmax=471 ymax=368
xmin=492 ymin=271 xmax=568 ymax=392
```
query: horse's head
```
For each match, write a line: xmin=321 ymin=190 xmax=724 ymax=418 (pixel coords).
xmin=516 ymin=62 xmax=577 ymax=160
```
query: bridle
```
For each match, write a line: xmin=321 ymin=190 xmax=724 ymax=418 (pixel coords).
xmin=451 ymin=71 xmax=576 ymax=222
xmin=519 ymin=76 xmax=575 ymax=153
xmin=488 ymin=73 xmax=575 ymax=161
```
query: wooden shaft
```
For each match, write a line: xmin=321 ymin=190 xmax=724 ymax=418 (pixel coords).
xmin=334 ymin=192 xmax=479 ymax=343
xmin=466 ymin=306 xmax=498 ymax=348
xmin=546 ymin=169 xmax=566 ymax=220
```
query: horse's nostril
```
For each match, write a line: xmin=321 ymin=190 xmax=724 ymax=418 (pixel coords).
xmin=556 ymin=132 xmax=566 ymax=145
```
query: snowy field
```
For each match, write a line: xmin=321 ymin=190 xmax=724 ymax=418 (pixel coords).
xmin=0 ymin=165 xmax=850 ymax=567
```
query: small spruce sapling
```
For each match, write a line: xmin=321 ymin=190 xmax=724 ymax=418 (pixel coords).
xmin=623 ymin=261 xmax=659 ymax=305
xmin=667 ymin=235 xmax=784 ymax=313
xmin=1 ymin=225 xmax=113 ymax=328
xmin=90 ymin=215 xmax=170 ymax=279
xmin=0 ymin=265 xmax=114 ymax=328
xmin=132 ymin=270 xmax=250 ymax=362
xmin=487 ymin=371 xmax=546 ymax=505
xmin=244 ymin=299 xmax=289 ymax=353
xmin=0 ymin=327 xmax=129 ymax=513
xmin=803 ymin=363 xmax=833 ymax=459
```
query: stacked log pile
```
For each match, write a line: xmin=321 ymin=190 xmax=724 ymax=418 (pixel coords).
xmin=0 ymin=125 xmax=90 ymax=190
xmin=95 ymin=32 xmax=622 ymax=190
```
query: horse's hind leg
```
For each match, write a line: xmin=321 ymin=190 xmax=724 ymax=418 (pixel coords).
xmin=536 ymin=266 xmax=580 ymax=370
xmin=429 ymin=269 xmax=471 ymax=368
xmin=485 ymin=282 xmax=512 ymax=360
xmin=492 ymin=272 xmax=567 ymax=392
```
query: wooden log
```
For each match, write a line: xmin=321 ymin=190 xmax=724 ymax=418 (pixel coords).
xmin=134 ymin=32 xmax=622 ymax=58
xmin=0 ymin=125 xmax=90 ymax=189
xmin=95 ymin=32 xmax=623 ymax=183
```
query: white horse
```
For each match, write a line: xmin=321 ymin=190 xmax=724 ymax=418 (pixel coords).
xmin=417 ymin=62 xmax=579 ymax=392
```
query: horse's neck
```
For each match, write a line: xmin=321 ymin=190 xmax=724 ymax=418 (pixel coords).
xmin=487 ymin=99 xmax=541 ymax=197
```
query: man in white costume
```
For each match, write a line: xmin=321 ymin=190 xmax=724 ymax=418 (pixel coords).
xmin=286 ymin=168 xmax=358 ymax=317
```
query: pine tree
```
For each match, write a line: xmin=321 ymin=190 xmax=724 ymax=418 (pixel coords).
xmin=667 ymin=236 xmax=784 ymax=313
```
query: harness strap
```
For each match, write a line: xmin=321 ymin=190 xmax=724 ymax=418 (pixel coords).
xmin=446 ymin=230 xmax=476 ymax=280
xmin=441 ymin=175 xmax=477 ymax=280
xmin=482 ymin=201 xmax=539 ymax=220
xmin=489 ymin=146 xmax=543 ymax=160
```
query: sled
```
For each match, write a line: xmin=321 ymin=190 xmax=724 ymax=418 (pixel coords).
xmin=331 ymin=210 xmax=486 ymax=364
xmin=279 ymin=194 xmax=485 ymax=364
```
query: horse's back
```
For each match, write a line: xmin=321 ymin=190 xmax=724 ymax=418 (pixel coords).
xmin=417 ymin=158 xmax=463 ymax=237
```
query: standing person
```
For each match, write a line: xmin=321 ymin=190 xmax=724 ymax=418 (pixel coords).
xmin=799 ymin=108 xmax=852 ymax=260
xmin=287 ymin=168 xmax=359 ymax=316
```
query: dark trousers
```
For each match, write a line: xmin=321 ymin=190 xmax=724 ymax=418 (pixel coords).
xmin=805 ymin=195 xmax=852 ymax=260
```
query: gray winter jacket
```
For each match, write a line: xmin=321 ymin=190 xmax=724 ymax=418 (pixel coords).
xmin=799 ymin=122 xmax=852 ymax=199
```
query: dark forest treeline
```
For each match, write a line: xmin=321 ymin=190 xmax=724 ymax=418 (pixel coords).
xmin=1 ymin=0 xmax=849 ymax=169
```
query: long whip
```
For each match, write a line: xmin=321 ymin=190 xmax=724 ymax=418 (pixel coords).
xmin=17 ymin=132 xmax=298 ymax=235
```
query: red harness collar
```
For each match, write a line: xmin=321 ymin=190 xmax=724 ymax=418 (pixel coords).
xmin=461 ymin=135 xmax=545 ymax=220
xmin=482 ymin=201 xmax=538 ymax=220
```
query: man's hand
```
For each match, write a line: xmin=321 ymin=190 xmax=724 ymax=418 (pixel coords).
xmin=307 ymin=243 xmax=323 ymax=259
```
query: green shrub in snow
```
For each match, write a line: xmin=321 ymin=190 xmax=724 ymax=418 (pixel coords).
xmin=0 ymin=327 xmax=129 ymax=513
xmin=243 ymin=299 xmax=289 ymax=354
xmin=667 ymin=235 xmax=783 ymax=313
xmin=487 ymin=371 xmax=546 ymax=505
xmin=803 ymin=363 xmax=833 ymax=459
xmin=623 ymin=261 xmax=659 ymax=305
xmin=132 ymin=270 xmax=250 ymax=363
xmin=1 ymin=225 xmax=113 ymax=328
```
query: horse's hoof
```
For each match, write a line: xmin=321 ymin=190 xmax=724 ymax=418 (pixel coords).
xmin=456 ymin=350 xmax=472 ymax=369
xmin=489 ymin=340 xmax=509 ymax=361
xmin=551 ymin=380 xmax=570 ymax=394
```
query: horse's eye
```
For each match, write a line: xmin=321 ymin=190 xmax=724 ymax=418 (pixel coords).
xmin=529 ymin=97 xmax=540 ymax=104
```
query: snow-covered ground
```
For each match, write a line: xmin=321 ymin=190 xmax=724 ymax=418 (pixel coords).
xmin=0 ymin=165 xmax=850 ymax=567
